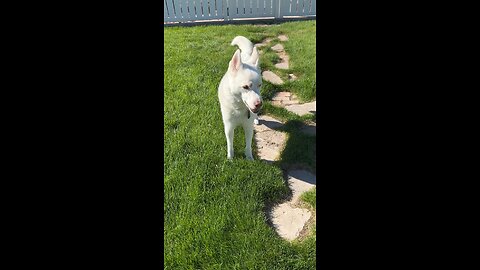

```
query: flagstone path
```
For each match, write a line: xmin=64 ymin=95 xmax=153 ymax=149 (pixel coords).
xmin=253 ymin=35 xmax=317 ymax=241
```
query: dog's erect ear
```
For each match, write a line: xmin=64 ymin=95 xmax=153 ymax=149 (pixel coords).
xmin=247 ymin=46 xmax=260 ymax=69
xmin=229 ymin=49 xmax=243 ymax=73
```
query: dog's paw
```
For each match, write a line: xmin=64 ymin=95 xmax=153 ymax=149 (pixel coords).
xmin=245 ymin=153 xmax=254 ymax=160
xmin=227 ymin=150 xmax=234 ymax=160
xmin=254 ymin=119 xmax=259 ymax=125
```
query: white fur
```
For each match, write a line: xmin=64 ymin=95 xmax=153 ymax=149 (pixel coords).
xmin=218 ymin=36 xmax=263 ymax=160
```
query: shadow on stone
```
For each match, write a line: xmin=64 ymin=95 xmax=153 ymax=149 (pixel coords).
xmin=259 ymin=118 xmax=284 ymax=130
xmin=299 ymin=124 xmax=316 ymax=136
xmin=289 ymin=170 xmax=316 ymax=185
xmin=254 ymin=115 xmax=286 ymax=163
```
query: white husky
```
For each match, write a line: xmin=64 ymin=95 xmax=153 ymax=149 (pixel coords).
xmin=218 ymin=36 xmax=263 ymax=160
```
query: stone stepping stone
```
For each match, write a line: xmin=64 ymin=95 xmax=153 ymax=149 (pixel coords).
xmin=272 ymin=91 xmax=292 ymax=99
xmin=278 ymin=34 xmax=289 ymax=41
xmin=275 ymin=62 xmax=289 ymax=69
xmin=287 ymin=170 xmax=316 ymax=204
xmin=254 ymin=115 xmax=286 ymax=163
xmin=270 ymin=170 xmax=316 ymax=241
xmin=271 ymin=44 xmax=284 ymax=52
xmin=269 ymin=93 xmax=316 ymax=135
xmin=271 ymin=91 xmax=299 ymax=106
xmin=271 ymin=203 xmax=311 ymax=241
xmin=262 ymin=71 xmax=284 ymax=85
xmin=255 ymin=38 xmax=273 ymax=47
xmin=274 ymin=51 xmax=290 ymax=70
xmin=300 ymin=122 xmax=316 ymax=136
xmin=288 ymin=74 xmax=298 ymax=81
xmin=284 ymin=101 xmax=316 ymax=116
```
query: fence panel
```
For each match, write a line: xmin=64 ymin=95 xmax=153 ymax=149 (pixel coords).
xmin=309 ymin=0 xmax=316 ymax=15
xmin=164 ymin=0 xmax=315 ymax=23
xmin=225 ymin=0 xmax=276 ymax=19
xmin=163 ymin=0 xmax=177 ymax=22
xmin=278 ymin=0 xmax=315 ymax=17
xmin=164 ymin=0 xmax=225 ymax=22
xmin=199 ymin=0 xmax=206 ymax=18
xmin=181 ymin=0 xmax=190 ymax=20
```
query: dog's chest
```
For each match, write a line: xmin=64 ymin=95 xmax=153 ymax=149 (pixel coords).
xmin=221 ymin=103 xmax=249 ymax=124
xmin=230 ymin=107 xmax=249 ymax=119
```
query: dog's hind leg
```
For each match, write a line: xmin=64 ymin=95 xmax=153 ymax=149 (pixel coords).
xmin=224 ymin=124 xmax=234 ymax=159
xmin=243 ymin=122 xmax=254 ymax=160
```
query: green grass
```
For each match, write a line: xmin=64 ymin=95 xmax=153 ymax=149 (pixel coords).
xmin=257 ymin=23 xmax=316 ymax=102
xmin=301 ymin=188 xmax=316 ymax=209
xmin=164 ymin=21 xmax=316 ymax=269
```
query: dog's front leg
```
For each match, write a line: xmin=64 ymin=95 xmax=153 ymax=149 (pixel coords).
xmin=243 ymin=123 xmax=254 ymax=160
xmin=224 ymin=124 xmax=234 ymax=159
xmin=253 ymin=113 xmax=259 ymax=125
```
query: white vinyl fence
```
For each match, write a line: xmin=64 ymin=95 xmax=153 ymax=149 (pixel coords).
xmin=164 ymin=0 xmax=316 ymax=23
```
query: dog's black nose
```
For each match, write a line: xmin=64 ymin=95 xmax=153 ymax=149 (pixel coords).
xmin=254 ymin=100 xmax=262 ymax=108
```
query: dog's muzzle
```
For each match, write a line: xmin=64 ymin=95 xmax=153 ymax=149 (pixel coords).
xmin=243 ymin=100 xmax=261 ymax=114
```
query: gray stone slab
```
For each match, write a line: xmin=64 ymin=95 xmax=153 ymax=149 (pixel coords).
xmin=288 ymin=170 xmax=316 ymax=204
xmin=271 ymin=44 xmax=284 ymax=52
xmin=270 ymin=169 xmax=316 ymax=241
xmin=278 ymin=34 xmax=289 ymax=41
xmin=262 ymin=71 xmax=284 ymax=85
xmin=275 ymin=62 xmax=289 ymax=69
xmin=300 ymin=123 xmax=316 ymax=136
xmin=271 ymin=203 xmax=311 ymax=241
xmin=284 ymin=101 xmax=316 ymax=116
xmin=288 ymin=73 xmax=298 ymax=81
xmin=254 ymin=115 xmax=286 ymax=163
xmin=255 ymin=38 xmax=273 ymax=47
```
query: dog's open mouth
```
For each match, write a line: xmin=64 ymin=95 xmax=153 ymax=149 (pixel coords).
xmin=243 ymin=101 xmax=260 ymax=114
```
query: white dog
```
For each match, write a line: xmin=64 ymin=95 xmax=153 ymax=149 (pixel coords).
xmin=218 ymin=36 xmax=263 ymax=160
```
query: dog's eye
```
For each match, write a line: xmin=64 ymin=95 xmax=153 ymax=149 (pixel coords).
xmin=242 ymin=85 xmax=249 ymax=90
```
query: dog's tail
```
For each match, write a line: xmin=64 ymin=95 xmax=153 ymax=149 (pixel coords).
xmin=231 ymin=36 xmax=254 ymax=62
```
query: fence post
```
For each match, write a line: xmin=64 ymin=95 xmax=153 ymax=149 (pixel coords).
xmin=222 ymin=0 xmax=229 ymax=21
xmin=275 ymin=0 xmax=281 ymax=19
xmin=279 ymin=0 xmax=290 ymax=18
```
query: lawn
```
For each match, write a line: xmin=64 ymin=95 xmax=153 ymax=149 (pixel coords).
xmin=164 ymin=21 xmax=316 ymax=269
